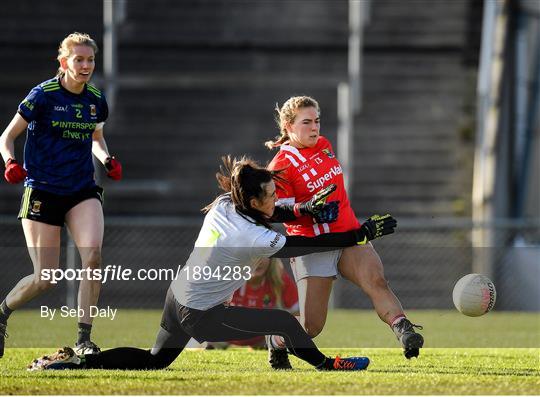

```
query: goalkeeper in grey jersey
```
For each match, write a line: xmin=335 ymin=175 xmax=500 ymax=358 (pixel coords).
xmin=28 ymin=155 xmax=396 ymax=372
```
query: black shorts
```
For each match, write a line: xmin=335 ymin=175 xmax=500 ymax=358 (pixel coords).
xmin=18 ymin=185 xmax=104 ymax=227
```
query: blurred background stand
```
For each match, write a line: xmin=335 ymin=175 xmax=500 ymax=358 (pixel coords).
xmin=0 ymin=0 xmax=537 ymax=311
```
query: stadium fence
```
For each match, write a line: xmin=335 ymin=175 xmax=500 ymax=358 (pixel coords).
xmin=0 ymin=216 xmax=538 ymax=311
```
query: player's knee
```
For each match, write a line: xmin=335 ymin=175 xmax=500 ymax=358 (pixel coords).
xmin=84 ymin=248 xmax=102 ymax=269
xmin=303 ymin=319 xmax=324 ymax=338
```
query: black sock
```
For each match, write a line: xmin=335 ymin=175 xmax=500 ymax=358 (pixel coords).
xmin=0 ymin=300 xmax=13 ymax=324
xmin=77 ymin=323 xmax=92 ymax=344
xmin=83 ymin=347 xmax=182 ymax=370
xmin=316 ymin=357 xmax=336 ymax=370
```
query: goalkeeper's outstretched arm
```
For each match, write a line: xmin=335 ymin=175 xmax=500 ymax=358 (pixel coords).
xmin=271 ymin=214 xmax=397 ymax=258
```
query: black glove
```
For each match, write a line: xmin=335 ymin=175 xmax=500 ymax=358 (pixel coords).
xmin=295 ymin=184 xmax=337 ymax=216
xmin=356 ymin=214 xmax=397 ymax=244
xmin=313 ymin=201 xmax=339 ymax=223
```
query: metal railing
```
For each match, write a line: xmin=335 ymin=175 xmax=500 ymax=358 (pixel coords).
xmin=1 ymin=216 xmax=538 ymax=311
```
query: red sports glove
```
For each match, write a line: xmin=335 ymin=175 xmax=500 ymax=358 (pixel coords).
xmin=4 ymin=158 xmax=27 ymax=184
xmin=104 ymin=156 xmax=122 ymax=181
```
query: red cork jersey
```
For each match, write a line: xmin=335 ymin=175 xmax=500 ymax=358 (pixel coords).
xmin=268 ymin=135 xmax=360 ymax=237
xmin=231 ymin=272 xmax=298 ymax=311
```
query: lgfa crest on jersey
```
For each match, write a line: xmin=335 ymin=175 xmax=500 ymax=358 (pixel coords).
xmin=90 ymin=104 xmax=96 ymax=116
xmin=322 ymin=148 xmax=335 ymax=158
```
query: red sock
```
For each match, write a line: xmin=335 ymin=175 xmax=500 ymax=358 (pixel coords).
xmin=390 ymin=314 xmax=406 ymax=327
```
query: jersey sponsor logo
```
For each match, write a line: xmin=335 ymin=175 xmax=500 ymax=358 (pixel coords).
xmin=62 ymin=130 xmax=91 ymax=140
xmin=306 ymin=165 xmax=342 ymax=193
xmin=54 ymin=105 xmax=68 ymax=112
xmin=51 ymin=121 xmax=97 ymax=130
xmin=269 ymin=233 xmax=283 ymax=248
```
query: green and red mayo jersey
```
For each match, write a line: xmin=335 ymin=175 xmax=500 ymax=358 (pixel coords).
xmin=17 ymin=77 xmax=108 ymax=195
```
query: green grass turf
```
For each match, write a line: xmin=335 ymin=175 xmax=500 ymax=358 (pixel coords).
xmin=0 ymin=309 xmax=539 ymax=395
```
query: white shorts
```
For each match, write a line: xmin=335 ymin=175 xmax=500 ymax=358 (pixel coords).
xmin=290 ymin=249 xmax=343 ymax=281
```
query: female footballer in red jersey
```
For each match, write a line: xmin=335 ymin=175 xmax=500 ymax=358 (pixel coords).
xmin=266 ymin=96 xmax=424 ymax=361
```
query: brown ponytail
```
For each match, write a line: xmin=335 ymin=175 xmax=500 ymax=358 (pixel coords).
xmin=203 ymin=155 xmax=277 ymax=229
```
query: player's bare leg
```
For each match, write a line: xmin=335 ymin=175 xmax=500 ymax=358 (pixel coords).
xmin=0 ymin=219 xmax=61 ymax=357
xmin=296 ymin=276 xmax=334 ymax=338
xmin=65 ymin=198 xmax=104 ymax=354
xmin=338 ymin=243 xmax=423 ymax=358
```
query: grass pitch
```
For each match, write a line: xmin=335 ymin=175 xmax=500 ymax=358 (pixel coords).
xmin=0 ymin=309 xmax=538 ymax=395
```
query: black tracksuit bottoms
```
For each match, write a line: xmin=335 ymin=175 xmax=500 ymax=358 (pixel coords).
xmin=84 ymin=288 xmax=328 ymax=370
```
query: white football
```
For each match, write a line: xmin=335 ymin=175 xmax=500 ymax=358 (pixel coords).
xmin=452 ymin=274 xmax=496 ymax=316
